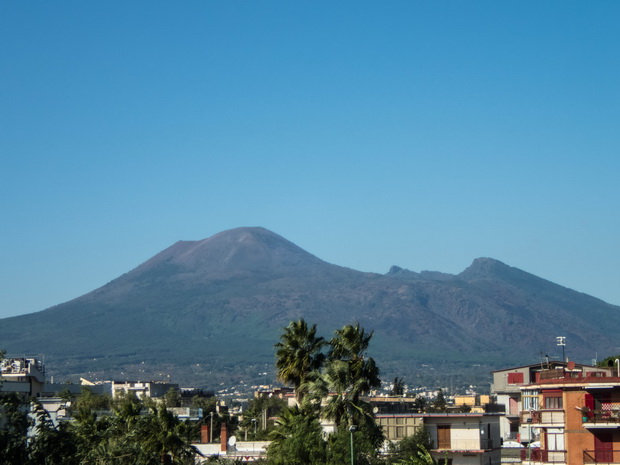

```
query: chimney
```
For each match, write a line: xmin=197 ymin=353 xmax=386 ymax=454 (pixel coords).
xmin=220 ymin=423 xmax=227 ymax=452
xmin=200 ymin=425 xmax=209 ymax=443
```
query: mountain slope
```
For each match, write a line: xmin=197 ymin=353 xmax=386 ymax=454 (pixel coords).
xmin=1 ymin=227 xmax=618 ymax=388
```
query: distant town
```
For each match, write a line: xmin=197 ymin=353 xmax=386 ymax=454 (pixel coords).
xmin=2 ymin=329 xmax=619 ymax=464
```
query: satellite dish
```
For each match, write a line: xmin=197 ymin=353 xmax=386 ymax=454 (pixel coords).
xmin=567 ymin=361 xmax=576 ymax=370
xmin=373 ymin=407 xmax=379 ymax=414
xmin=228 ymin=436 xmax=237 ymax=446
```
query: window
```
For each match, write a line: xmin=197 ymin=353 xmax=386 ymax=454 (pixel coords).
xmin=543 ymin=391 xmax=563 ymax=409
xmin=396 ymin=426 xmax=404 ymax=438
xmin=522 ymin=390 xmax=539 ymax=410
xmin=545 ymin=396 xmax=562 ymax=409
xmin=546 ymin=428 xmax=564 ymax=451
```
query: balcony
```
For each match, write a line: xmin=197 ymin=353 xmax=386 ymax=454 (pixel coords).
xmin=584 ymin=449 xmax=620 ymax=463
xmin=521 ymin=449 xmax=566 ymax=464
xmin=436 ymin=438 xmax=492 ymax=451
xmin=521 ymin=410 xmax=565 ymax=426
xmin=582 ymin=410 xmax=620 ymax=428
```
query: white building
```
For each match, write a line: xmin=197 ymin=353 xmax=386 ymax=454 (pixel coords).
xmin=376 ymin=412 xmax=501 ymax=465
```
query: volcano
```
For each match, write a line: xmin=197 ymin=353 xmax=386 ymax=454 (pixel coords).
xmin=1 ymin=227 xmax=618 ymax=389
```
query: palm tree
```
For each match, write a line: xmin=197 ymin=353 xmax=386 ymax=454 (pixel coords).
xmin=304 ymin=323 xmax=381 ymax=429
xmin=141 ymin=405 xmax=197 ymax=464
xmin=396 ymin=445 xmax=441 ymax=465
xmin=267 ymin=405 xmax=326 ymax=465
xmin=328 ymin=323 xmax=381 ymax=406
xmin=390 ymin=377 xmax=405 ymax=396
xmin=328 ymin=323 xmax=374 ymax=362
xmin=275 ymin=319 xmax=326 ymax=401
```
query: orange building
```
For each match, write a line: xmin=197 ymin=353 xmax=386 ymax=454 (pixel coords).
xmin=520 ymin=362 xmax=620 ymax=465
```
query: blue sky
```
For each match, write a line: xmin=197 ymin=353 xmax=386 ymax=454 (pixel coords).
xmin=1 ymin=1 xmax=619 ymax=319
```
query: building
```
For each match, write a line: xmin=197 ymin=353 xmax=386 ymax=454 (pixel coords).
xmin=0 ymin=356 xmax=46 ymax=397
xmin=376 ymin=413 xmax=424 ymax=440
xmin=369 ymin=395 xmax=422 ymax=414
xmin=376 ymin=412 xmax=501 ymax=465
xmin=80 ymin=378 xmax=179 ymax=399
xmin=517 ymin=360 xmax=620 ymax=465
xmin=491 ymin=361 xmax=611 ymax=443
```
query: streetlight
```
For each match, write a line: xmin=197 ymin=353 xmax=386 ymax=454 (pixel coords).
xmin=349 ymin=425 xmax=357 ymax=465
xmin=526 ymin=417 xmax=532 ymax=462
xmin=209 ymin=411 xmax=214 ymax=443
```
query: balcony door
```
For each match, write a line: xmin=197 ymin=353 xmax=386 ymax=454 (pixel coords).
xmin=437 ymin=425 xmax=451 ymax=449
xmin=594 ymin=432 xmax=613 ymax=463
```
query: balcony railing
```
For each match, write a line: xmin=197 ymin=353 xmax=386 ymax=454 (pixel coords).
xmin=521 ymin=410 xmax=565 ymax=425
xmin=582 ymin=410 xmax=620 ymax=425
xmin=584 ymin=449 xmax=620 ymax=463
xmin=521 ymin=449 xmax=566 ymax=463
xmin=436 ymin=439 xmax=489 ymax=450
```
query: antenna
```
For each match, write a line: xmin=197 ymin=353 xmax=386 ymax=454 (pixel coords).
xmin=556 ymin=336 xmax=566 ymax=362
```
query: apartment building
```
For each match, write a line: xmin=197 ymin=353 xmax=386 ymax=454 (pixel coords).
xmin=518 ymin=361 xmax=620 ymax=465
xmin=491 ymin=361 xmax=611 ymax=443
xmin=376 ymin=412 xmax=501 ymax=465
xmin=0 ymin=356 xmax=46 ymax=397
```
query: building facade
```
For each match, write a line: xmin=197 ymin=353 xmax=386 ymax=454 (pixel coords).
xmin=491 ymin=361 xmax=611 ymax=443
xmin=377 ymin=412 xmax=501 ymax=465
xmin=518 ymin=362 xmax=620 ymax=465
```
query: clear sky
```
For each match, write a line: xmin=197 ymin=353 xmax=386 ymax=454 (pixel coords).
xmin=1 ymin=1 xmax=619 ymax=319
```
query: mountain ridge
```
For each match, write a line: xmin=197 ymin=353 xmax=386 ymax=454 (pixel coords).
xmin=0 ymin=227 xmax=617 ymax=389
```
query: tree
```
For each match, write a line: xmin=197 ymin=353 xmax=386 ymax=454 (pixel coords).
xmin=429 ymin=389 xmax=447 ymax=413
xmin=271 ymin=320 xmax=389 ymax=463
xmin=241 ymin=395 xmax=286 ymax=440
xmin=275 ymin=319 xmax=326 ymax=402
xmin=395 ymin=446 xmax=440 ymax=465
xmin=328 ymin=324 xmax=381 ymax=398
xmin=412 ymin=395 xmax=428 ymax=413
xmin=69 ymin=389 xmax=114 ymax=464
xmin=140 ymin=404 xmax=197 ymax=465
xmin=326 ymin=424 xmax=384 ymax=465
xmin=321 ymin=323 xmax=381 ymax=428
xmin=0 ymin=393 xmax=31 ymax=464
xmin=164 ymin=388 xmax=182 ymax=408
xmin=29 ymin=400 xmax=79 ymax=465
xmin=267 ymin=405 xmax=326 ymax=465
xmin=390 ymin=426 xmax=434 ymax=463
xmin=70 ymin=391 xmax=198 ymax=465
xmin=328 ymin=323 xmax=374 ymax=362
xmin=597 ymin=354 xmax=620 ymax=370
xmin=390 ymin=377 xmax=405 ymax=396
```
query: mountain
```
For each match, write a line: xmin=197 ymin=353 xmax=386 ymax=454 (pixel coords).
xmin=1 ymin=227 xmax=618 ymax=389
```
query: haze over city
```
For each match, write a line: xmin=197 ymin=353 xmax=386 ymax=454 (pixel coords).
xmin=1 ymin=1 xmax=619 ymax=319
